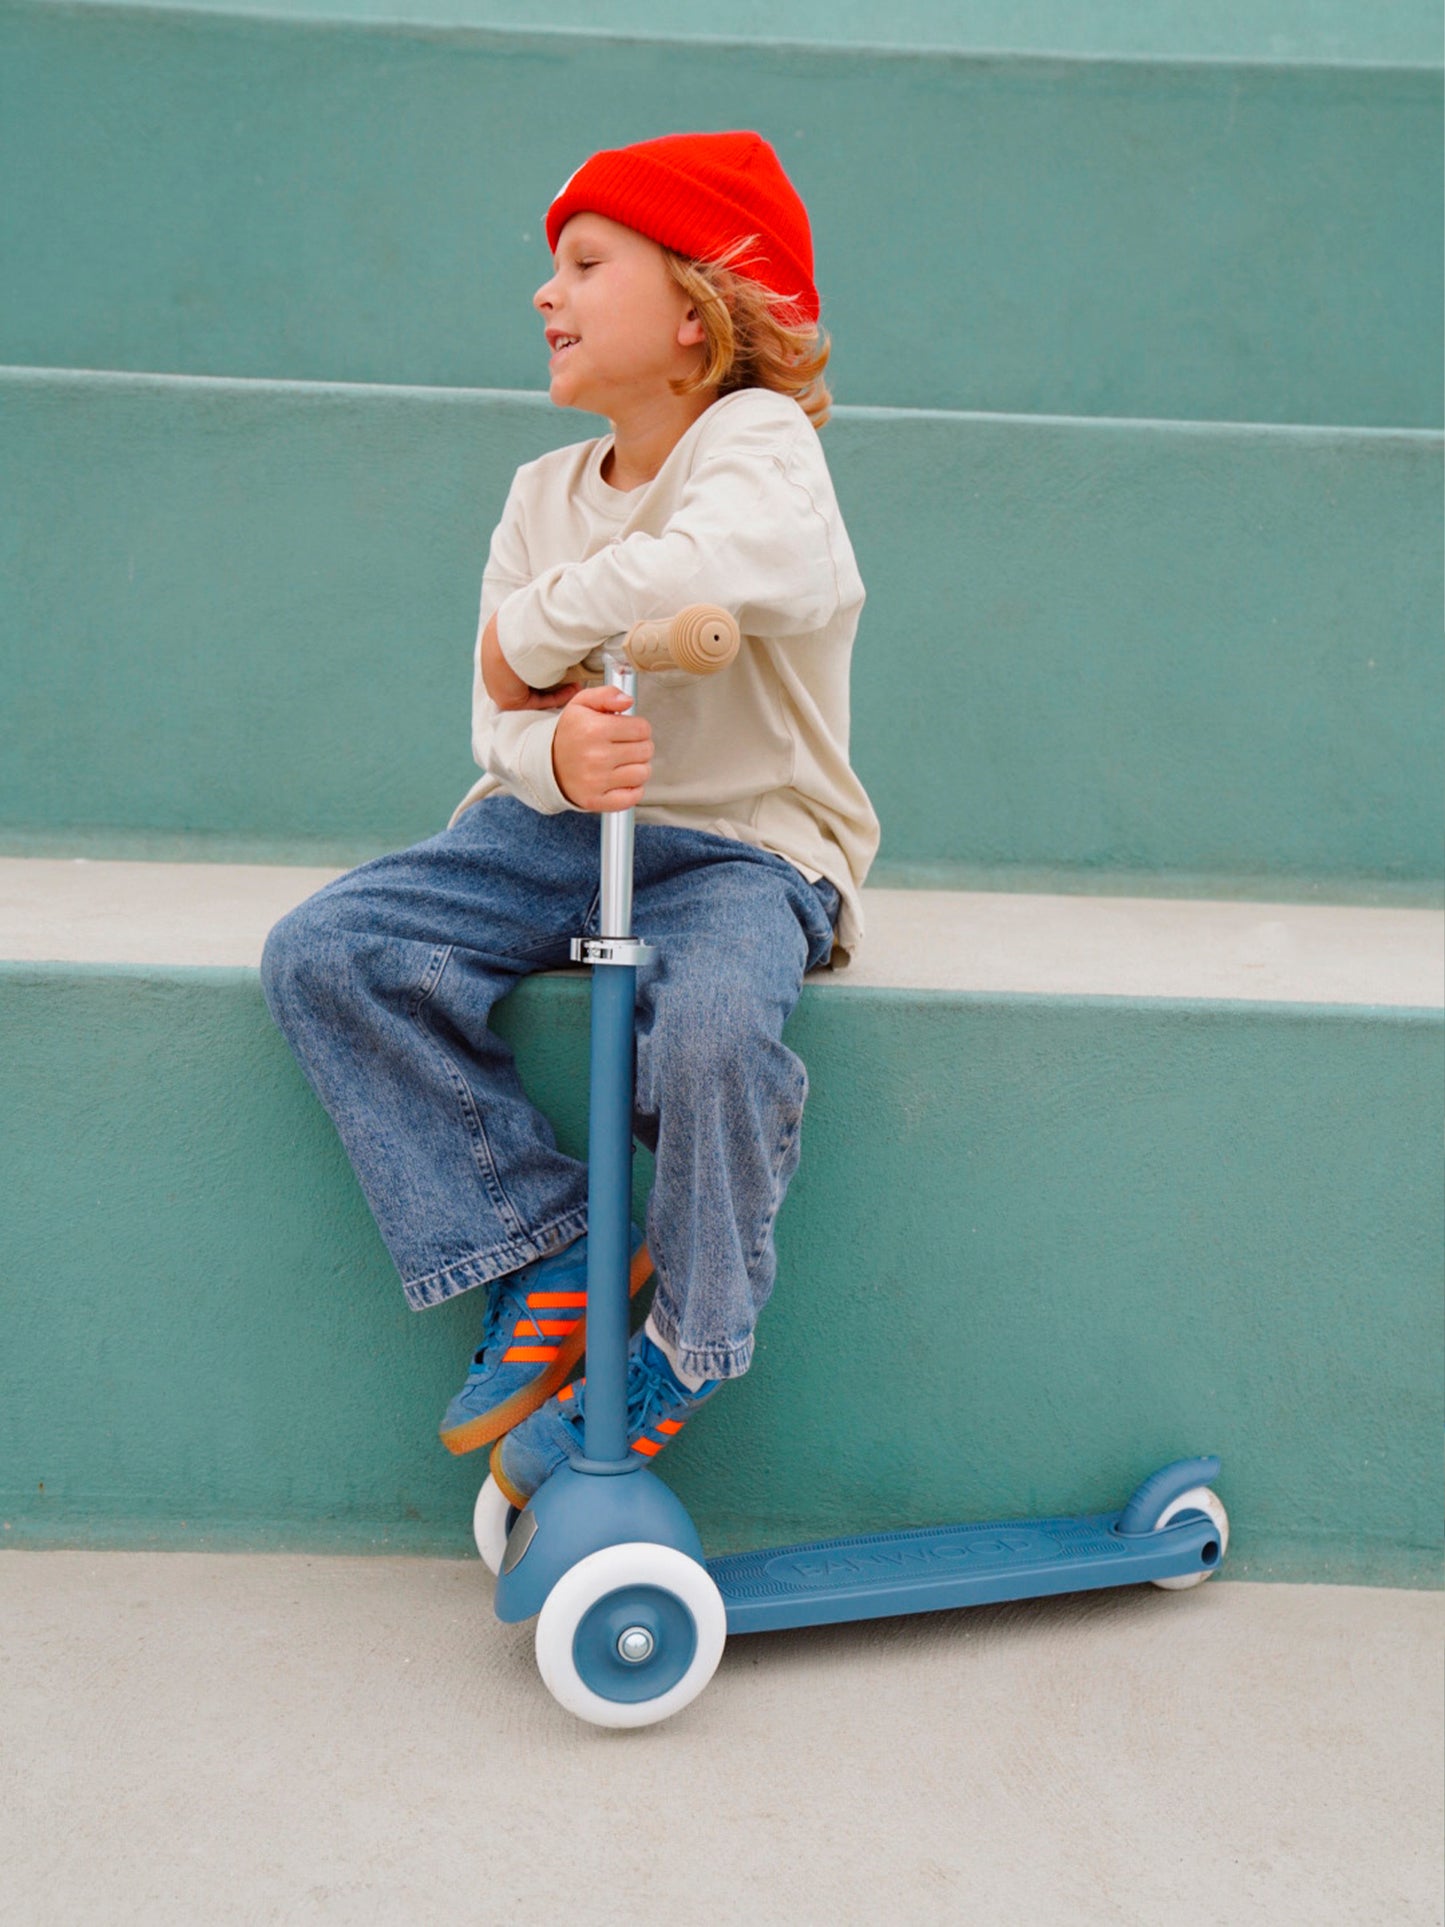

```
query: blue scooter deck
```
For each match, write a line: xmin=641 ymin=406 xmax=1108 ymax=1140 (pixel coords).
xmin=707 ymin=1506 xmax=1222 ymax=1636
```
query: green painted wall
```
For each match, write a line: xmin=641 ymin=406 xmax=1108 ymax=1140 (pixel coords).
xmin=2 ymin=964 xmax=1440 ymax=1584
xmin=52 ymin=0 xmax=1445 ymax=64
xmin=3 ymin=370 xmax=1440 ymax=884
xmin=2 ymin=3 xmax=1439 ymax=426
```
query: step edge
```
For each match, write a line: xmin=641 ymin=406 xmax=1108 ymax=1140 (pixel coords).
xmin=4 ymin=953 xmax=1441 ymax=1023
xmin=3 ymin=831 xmax=1438 ymax=909
xmin=2 ymin=860 xmax=1440 ymax=1008
xmin=12 ymin=0 xmax=1443 ymax=76
xmin=5 ymin=363 xmax=1442 ymax=445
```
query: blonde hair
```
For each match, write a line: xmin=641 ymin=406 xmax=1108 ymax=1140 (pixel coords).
xmin=661 ymin=233 xmax=833 ymax=430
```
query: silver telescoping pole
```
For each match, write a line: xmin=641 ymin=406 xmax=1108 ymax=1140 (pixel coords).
xmin=598 ymin=645 xmax=636 ymax=938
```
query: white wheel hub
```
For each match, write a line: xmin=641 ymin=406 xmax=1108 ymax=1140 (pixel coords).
xmin=535 ymin=1541 xmax=727 ymax=1728
xmin=473 ymin=1474 xmax=514 ymax=1576
xmin=1150 ymin=1485 xmax=1229 ymax=1589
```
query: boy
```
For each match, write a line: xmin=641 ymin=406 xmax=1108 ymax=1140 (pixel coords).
xmin=261 ymin=130 xmax=878 ymax=1508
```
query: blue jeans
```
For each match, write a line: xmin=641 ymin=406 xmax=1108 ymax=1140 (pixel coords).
xmin=260 ymin=794 xmax=840 ymax=1381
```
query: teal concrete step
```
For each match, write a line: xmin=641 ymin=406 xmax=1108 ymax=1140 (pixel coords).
xmin=2 ymin=2 xmax=1439 ymax=427
xmin=52 ymin=0 xmax=1445 ymax=64
xmin=1 ymin=860 xmax=1440 ymax=1580
xmin=3 ymin=367 xmax=1440 ymax=888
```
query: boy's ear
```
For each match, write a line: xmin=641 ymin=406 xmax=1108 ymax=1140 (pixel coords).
xmin=677 ymin=307 xmax=706 ymax=348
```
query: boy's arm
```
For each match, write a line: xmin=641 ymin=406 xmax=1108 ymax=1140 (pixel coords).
xmin=493 ymin=418 xmax=853 ymax=693
xmin=481 ymin=610 xmax=575 ymax=710
xmin=475 ymin=472 xmax=579 ymax=710
xmin=473 ymin=469 xmax=650 ymax=809
xmin=470 ymin=475 xmax=572 ymax=806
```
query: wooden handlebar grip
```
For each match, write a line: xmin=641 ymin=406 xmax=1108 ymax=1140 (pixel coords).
xmin=623 ymin=604 xmax=740 ymax=675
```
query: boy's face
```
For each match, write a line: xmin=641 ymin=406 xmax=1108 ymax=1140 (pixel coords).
xmin=533 ymin=213 xmax=707 ymax=417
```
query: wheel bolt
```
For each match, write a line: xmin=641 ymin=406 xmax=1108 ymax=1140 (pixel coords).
xmin=617 ymin=1626 xmax=655 ymax=1663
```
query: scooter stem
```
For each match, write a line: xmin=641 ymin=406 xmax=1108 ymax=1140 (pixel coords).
xmin=566 ymin=611 xmax=736 ymax=1469
xmin=575 ymin=645 xmax=650 ymax=1470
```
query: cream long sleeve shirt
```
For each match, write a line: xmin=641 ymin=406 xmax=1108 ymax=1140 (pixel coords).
xmin=450 ymin=386 xmax=879 ymax=960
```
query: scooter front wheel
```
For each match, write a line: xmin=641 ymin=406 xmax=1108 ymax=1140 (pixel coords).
xmin=473 ymin=1475 xmax=516 ymax=1577
xmin=1150 ymin=1486 xmax=1229 ymax=1590
xmin=535 ymin=1541 xmax=727 ymax=1728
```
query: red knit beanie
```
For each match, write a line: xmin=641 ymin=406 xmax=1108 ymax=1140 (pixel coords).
xmin=545 ymin=130 xmax=819 ymax=326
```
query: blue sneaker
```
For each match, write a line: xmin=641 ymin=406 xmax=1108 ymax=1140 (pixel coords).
xmin=489 ymin=1328 xmax=722 ymax=1506
xmin=438 ymin=1230 xmax=652 ymax=1456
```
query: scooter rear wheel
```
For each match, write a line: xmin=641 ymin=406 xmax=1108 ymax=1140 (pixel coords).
xmin=473 ymin=1475 xmax=515 ymax=1577
xmin=1150 ymin=1486 xmax=1229 ymax=1589
xmin=535 ymin=1541 xmax=727 ymax=1728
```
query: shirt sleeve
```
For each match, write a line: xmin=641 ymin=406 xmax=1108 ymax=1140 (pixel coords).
xmin=469 ymin=472 xmax=576 ymax=814
xmin=473 ymin=701 xmax=574 ymax=814
xmin=494 ymin=412 xmax=847 ymax=691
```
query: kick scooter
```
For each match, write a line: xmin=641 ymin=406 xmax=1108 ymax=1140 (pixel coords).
xmin=472 ymin=606 xmax=1229 ymax=1728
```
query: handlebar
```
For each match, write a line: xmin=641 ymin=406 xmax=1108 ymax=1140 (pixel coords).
xmin=614 ymin=604 xmax=740 ymax=677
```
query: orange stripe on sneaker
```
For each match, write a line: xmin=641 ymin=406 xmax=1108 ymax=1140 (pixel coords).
xmin=527 ymin=1292 xmax=588 ymax=1308
xmin=631 ymin=1437 xmax=662 ymax=1457
xmin=503 ymin=1346 xmax=558 ymax=1363
xmin=655 ymin=1419 xmax=684 ymax=1436
xmin=558 ymin=1382 xmax=577 ymax=1402
xmin=526 ymin=1320 xmax=580 ymax=1337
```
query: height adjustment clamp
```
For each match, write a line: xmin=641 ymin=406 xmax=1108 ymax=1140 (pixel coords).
xmin=570 ymin=936 xmax=656 ymax=968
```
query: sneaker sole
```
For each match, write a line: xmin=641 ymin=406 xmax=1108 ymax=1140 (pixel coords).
xmin=439 ymin=1242 xmax=654 ymax=1457
xmin=488 ymin=1440 xmax=531 ymax=1510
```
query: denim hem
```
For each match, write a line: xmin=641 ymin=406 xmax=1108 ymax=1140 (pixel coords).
xmin=401 ymin=1208 xmax=588 ymax=1311
xmin=645 ymin=1302 xmax=754 ymax=1382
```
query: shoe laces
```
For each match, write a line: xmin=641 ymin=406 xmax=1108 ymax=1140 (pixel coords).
xmin=627 ymin=1344 xmax=693 ymax=1431
xmin=563 ymin=1341 xmax=695 ymax=1434
xmin=472 ymin=1275 xmax=542 ymax=1368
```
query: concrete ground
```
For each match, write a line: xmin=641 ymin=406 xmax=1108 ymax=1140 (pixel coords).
xmin=1 ymin=1555 xmax=1440 ymax=1926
